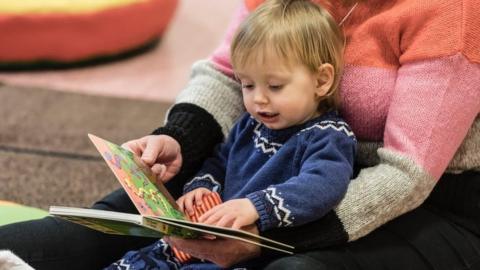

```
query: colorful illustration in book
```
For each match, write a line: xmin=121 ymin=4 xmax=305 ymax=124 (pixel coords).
xmin=88 ymin=134 xmax=185 ymax=220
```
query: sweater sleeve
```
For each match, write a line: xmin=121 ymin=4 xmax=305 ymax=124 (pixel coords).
xmin=333 ymin=54 xmax=480 ymax=243
xmin=331 ymin=0 xmax=480 ymax=245
xmin=182 ymin=115 xmax=248 ymax=194
xmin=263 ymin=57 xmax=480 ymax=251
xmin=151 ymin=104 xmax=224 ymax=198
xmin=263 ymin=2 xmax=480 ymax=250
xmin=151 ymin=5 xmax=248 ymax=198
xmin=168 ymin=2 xmax=248 ymax=139
xmin=209 ymin=1 xmax=250 ymax=78
xmin=172 ymin=2 xmax=249 ymax=137
xmin=247 ymin=124 xmax=356 ymax=231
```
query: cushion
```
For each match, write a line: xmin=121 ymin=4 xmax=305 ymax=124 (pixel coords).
xmin=0 ymin=0 xmax=178 ymax=69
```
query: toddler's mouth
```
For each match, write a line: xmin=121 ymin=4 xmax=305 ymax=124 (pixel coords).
xmin=258 ymin=112 xmax=278 ymax=117
xmin=258 ymin=111 xmax=279 ymax=119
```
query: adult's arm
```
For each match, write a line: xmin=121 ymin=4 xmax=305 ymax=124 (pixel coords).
xmin=150 ymin=3 xmax=248 ymax=198
xmin=151 ymin=60 xmax=244 ymax=198
xmin=265 ymin=57 xmax=480 ymax=250
xmin=263 ymin=1 xmax=480 ymax=249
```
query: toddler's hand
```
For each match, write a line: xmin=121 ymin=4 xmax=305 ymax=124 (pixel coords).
xmin=122 ymin=135 xmax=182 ymax=183
xmin=199 ymin=199 xmax=259 ymax=229
xmin=177 ymin=188 xmax=212 ymax=216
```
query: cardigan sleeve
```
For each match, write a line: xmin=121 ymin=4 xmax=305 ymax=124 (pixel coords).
xmin=264 ymin=1 xmax=480 ymax=250
xmin=153 ymin=4 xmax=249 ymax=197
xmin=151 ymin=5 xmax=248 ymax=198
xmin=333 ymin=53 xmax=480 ymax=239
xmin=151 ymin=103 xmax=224 ymax=199
xmin=331 ymin=0 xmax=480 ymax=244
xmin=263 ymin=57 xmax=480 ymax=251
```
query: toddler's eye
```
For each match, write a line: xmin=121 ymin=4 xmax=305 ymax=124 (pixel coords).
xmin=269 ymin=85 xmax=283 ymax=91
xmin=242 ymin=84 xmax=254 ymax=90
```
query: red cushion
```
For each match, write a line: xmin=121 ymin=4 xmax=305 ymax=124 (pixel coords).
xmin=0 ymin=0 xmax=178 ymax=63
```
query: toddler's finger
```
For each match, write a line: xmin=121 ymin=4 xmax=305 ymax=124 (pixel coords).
xmin=184 ymin=195 xmax=195 ymax=215
xmin=176 ymin=197 xmax=185 ymax=212
xmin=194 ymin=191 xmax=207 ymax=206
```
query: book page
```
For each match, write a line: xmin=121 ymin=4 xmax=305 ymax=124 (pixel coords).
xmin=143 ymin=216 xmax=294 ymax=254
xmin=150 ymin=216 xmax=294 ymax=250
xmin=88 ymin=134 xmax=185 ymax=220
xmin=49 ymin=206 xmax=165 ymax=238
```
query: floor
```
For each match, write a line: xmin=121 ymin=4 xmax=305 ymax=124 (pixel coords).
xmin=0 ymin=0 xmax=241 ymax=103
xmin=0 ymin=84 xmax=172 ymax=209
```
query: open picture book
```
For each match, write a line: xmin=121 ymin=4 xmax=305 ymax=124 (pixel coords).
xmin=49 ymin=134 xmax=294 ymax=254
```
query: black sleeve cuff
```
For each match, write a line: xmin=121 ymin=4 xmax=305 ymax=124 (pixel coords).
xmin=151 ymin=103 xmax=223 ymax=198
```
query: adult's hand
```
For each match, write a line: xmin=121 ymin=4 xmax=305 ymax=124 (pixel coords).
xmin=122 ymin=135 xmax=182 ymax=183
xmin=164 ymin=225 xmax=261 ymax=268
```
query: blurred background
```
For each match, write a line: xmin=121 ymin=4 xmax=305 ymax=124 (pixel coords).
xmin=0 ymin=0 xmax=240 ymax=222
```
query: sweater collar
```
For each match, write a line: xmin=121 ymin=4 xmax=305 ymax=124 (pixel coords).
xmin=252 ymin=111 xmax=339 ymax=144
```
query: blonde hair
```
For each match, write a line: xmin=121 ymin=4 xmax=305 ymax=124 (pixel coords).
xmin=231 ymin=0 xmax=344 ymax=110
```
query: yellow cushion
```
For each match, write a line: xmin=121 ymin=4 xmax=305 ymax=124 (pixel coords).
xmin=0 ymin=0 xmax=144 ymax=14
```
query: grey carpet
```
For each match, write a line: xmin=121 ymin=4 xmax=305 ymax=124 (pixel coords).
xmin=0 ymin=83 xmax=171 ymax=209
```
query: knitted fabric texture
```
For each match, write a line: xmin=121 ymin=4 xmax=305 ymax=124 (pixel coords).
xmin=183 ymin=112 xmax=356 ymax=231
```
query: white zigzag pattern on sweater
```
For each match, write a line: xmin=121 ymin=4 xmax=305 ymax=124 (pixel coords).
xmin=264 ymin=187 xmax=293 ymax=227
xmin=299 ymin=120 xmax=356 ymax=139
xmin=253 ymin=122 xmax=283 ymax=155
xmin=159 ymin=239 xmax=180 ymax=269
xmin=184 ymin=174 xmax=222 ymax=192
xmin=114 ymin=259 xmax=130 ymax=270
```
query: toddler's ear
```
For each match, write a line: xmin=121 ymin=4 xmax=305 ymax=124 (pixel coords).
xmin=315 ymin=63 xmax=335 ymax=97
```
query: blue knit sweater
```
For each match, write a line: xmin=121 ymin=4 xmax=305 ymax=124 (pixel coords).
xmin=183 ymin=111 xmax=356 ymax=232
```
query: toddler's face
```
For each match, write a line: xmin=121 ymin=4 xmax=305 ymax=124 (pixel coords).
xmin=236 ymin=56 xmax=322 ymax=130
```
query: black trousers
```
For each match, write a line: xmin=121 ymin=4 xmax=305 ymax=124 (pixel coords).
xmin=264 ymin=206 xmax=480 ymax=270
xmin=264 ymin=171 xmax=480 ymax=270
xmin=1 ymin=172 xmax=479 ymax=270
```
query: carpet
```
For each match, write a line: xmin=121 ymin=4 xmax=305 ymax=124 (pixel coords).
xmin=0 ymin=84 xmax=171 ymax=210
